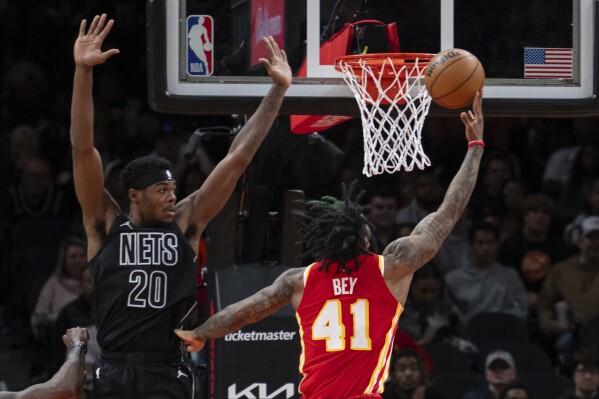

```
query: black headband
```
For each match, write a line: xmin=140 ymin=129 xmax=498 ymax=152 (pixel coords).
xmin=130 ymin=169 xmax=175 ymax=190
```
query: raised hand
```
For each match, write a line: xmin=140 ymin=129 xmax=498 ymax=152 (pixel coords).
xmin=175 ymin=329 xmax=206 ymax=352
xmin=74 ymin=14 xmax=120 ymax=68
xmin=258 ymin=36 xmax=292 ymax=88
xmin=460 ymin=90 xmax=484 ymax=142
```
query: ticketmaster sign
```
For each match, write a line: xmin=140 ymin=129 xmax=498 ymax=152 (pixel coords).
xmin=209 ymin=265 xmax=302 ymax=399
xmin=224 ymin=330 xmax=297 ymax=342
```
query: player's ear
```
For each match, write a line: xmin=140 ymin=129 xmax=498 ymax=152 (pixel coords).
xmin=128 ymin=188 xmax=140 ymax=204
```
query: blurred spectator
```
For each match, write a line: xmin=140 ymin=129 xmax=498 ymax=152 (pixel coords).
xmin=563 ymin=178 xmax=599 ymax=248
xmin=382 ymin=349 xmax=445 ymax=399
xmin=0 ymin=157 xmax=76 ymax=327
xmin=396 ymin=172 xmax=443 ymax=225
xmin=497 ymin=192 xmax=568 ymax=352
xmin=366 ymin=190 xmax=402 ymax=253
xmin=446 ymin=222 xmax=528 ymax=322
xmin=5 ymin=124 xmax=38 ymax=185
xmin=498 ymin=179 xmax=526 ymax=243
xmin=1 ymin=61 xmax=50 ymax=129
xmin=32 ymin=236 xmax=86 ymax=325
xmin=5 ymin=157 xmax=71 ymax=222
xmin=542 ymin=119 xmax=599 ymax=199
xmin=498 ymin=193 xmax=570 ymax=293
xmin=118 ymin=109 xmax=166 ymax=161
xmin=151 ymin=124 xmax=186 ymax=181
xmin=498 ymin=383 xmax=533 ymax=399
xmin=559 ymin=349 xmax=599 ymax=399
xmin=553 ymin=142 xmax=599 ymax=228
xmin=397 ymin=263 xmax=468 ymax=348
xmin=397 ymin=223 xmax=416 ymax=238
xmin=462 ymin=350 xmax=518 ymax=399
xmin=92 ymin=69 xmax=143 ymax=160
xmin=433 ymin=209 xmax=471 ymax=276
xmin=542 ymin=118 xmax=599 ymax=228
xmin=538 ymin=216 xmax=599 ymax=361
xmin=30 ymin=236 xmax=86 ymax=382
xmin=520 ymin=250 xmax=551 ymax=309
xmin=469 ymin=152 xmax=513 ymax=225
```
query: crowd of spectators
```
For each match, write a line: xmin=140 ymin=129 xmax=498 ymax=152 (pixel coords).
xmin=1 ymin=1 xmax=599 ymax=397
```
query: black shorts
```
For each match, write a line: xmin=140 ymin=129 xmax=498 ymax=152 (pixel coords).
xmin=93 ymin=350 xmax=199 ymax=398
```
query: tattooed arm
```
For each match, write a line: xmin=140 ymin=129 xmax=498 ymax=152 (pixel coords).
xmin=383 ymin=91 xmax=485 ymax=303
xmin=175 ymin=267 xmax=305 ymax=352
xmin=0 ymin=328 xmax=89 ymax=399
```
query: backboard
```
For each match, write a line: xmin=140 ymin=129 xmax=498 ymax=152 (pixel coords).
xmin=147 ymin=0 xmax=599 ymax=117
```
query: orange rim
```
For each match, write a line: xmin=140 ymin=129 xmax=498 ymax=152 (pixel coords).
xmin=335 ymin=52 xmax=436 ymax=72
xmin=335 ymin=53 xmax=435 ymax=105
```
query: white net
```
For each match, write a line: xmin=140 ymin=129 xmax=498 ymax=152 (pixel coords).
xmin=337 ymin=56 xmax=433 ymax=176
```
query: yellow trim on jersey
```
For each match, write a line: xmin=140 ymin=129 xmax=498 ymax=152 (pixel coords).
xmin=377 ymin=254 xmax=384 ymax=274
xmin=295 ymin=312 xmax=307 ymax=394
xmin=303 ymin=262 xmax=317 ymax=286
xmin=364 ymin=302 xmax=403 ymax=394
xmin=297 ymin=263 xmax=316 ymax=395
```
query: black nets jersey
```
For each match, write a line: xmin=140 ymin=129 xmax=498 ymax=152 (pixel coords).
xmin=89 ymin=214 xmax=198 ymax=352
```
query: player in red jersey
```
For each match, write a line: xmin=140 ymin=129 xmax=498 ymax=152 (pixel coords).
xmin=176 ymin=92 xmax=485 ymax=398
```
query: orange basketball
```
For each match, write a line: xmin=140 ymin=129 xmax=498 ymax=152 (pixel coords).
xmin=424 ymin=48 xmax=485 ymax=109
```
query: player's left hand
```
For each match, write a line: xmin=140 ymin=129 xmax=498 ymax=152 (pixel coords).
xmin=63 ymin=327 xmax=90 ymax=349
xmin=175 ymin=329 xmax=206 ymax=352
xmin=259 ymin=36 xmax=292 ymax=88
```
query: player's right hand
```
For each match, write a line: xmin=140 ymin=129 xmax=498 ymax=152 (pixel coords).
xmin=74 ymin=14 xmax=120 ymax=68
xmin=175 ymin=329 xmax=206 ymax=352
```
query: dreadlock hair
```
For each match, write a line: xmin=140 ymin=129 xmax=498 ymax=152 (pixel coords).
xmin=294 ymin=182 xmax=373 ymax=275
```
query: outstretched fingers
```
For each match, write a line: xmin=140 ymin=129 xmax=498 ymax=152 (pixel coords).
xmin=472 ymin=89 xmax=483 ymax=117
xmin=271 ymin=37 xmax=284 ymax=60
xmin=99 ymin=18 xmax=115 ymax=40
xmin=101 ymin=48 xmax=120 ymax=62
xmin=281 ymin=49 xmax=288 ymax=63
xmin=460 ymin=90 xmax=485 ymax=141
xmin=87 ymin=15 xmax=100 ymax=36
xmin=94 ymin=14 xmax=107 ymax=35
xmin=262 ymin=36 xmax=286 ymax=63
xmin=257 ymin=36 xmax=292 ymax=86
xmin=84 ymin=14 xmax=112 ymax=38
xmin=78 ymin=19 xmax=87 ymax=38
xmin=460 ymin=111 xmax=471 ymax=126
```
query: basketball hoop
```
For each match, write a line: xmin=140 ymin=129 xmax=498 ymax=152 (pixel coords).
xmin=336 ymin=53 xmax=436 ymax=176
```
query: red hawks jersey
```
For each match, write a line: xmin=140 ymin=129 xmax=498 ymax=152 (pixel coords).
xmin=296 ymin=254 xmax=403 ymax=399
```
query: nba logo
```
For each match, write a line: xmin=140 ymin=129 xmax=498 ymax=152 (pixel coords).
xmin=187 ymin=15 xmax=214 ymax=76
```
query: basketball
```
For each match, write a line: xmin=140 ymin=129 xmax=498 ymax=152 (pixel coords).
xmin=424 ymin=48 xmax=485 ymax=109
xmin=204 ymin=42 xmax=212 ymax=52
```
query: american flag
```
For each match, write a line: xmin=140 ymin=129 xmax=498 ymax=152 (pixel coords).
xmin=524 ymin=48 xmax=573 ymax=79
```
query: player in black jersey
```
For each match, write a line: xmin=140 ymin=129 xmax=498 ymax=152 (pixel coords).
xmin=69 ymin=14 xmax=292 ymax=398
